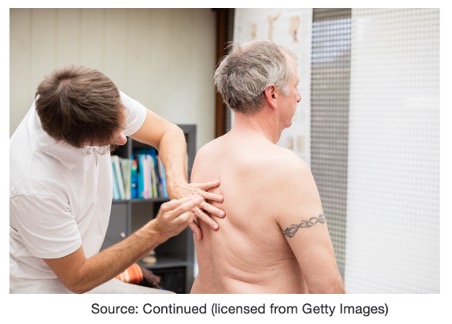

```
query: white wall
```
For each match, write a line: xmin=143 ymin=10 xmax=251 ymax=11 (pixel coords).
xmin=10 ymin=8 xmax=217 ymax=149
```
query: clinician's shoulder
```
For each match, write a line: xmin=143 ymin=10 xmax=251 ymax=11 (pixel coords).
xmin=118 ymin=91 xmax=148 ymax=136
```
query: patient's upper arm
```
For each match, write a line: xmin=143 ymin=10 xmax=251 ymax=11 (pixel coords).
xmin=275 ymin=157 xmax=344 ymax=293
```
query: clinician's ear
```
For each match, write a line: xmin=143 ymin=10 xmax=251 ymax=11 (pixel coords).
xmin=264 ymin=85 xmax=278 ymax=109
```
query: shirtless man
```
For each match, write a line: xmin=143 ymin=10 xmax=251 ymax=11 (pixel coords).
xmin=191 ymin=40 xmax=344 ymax=294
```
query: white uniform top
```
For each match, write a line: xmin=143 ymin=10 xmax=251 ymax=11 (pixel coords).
xmin=9 ymin=92 xmax=147 ymax=293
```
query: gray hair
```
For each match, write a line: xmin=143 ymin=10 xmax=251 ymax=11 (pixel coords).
xmin=214 ymin=40 xmax=297 ymax=114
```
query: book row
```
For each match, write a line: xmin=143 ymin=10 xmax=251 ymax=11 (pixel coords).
xmin=111 ymin=148 xmax=168 ymax=200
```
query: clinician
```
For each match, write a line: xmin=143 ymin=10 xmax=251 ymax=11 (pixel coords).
xmin=10 ymin=65 xmax=224 ymax=293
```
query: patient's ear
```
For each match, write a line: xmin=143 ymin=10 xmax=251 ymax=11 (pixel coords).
xmin=264 ymin=85 xmax=278 ymax=109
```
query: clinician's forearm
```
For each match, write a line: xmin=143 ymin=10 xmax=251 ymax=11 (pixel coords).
xmin=56 ymin=195 xmax=202 ymax=294
xmin=156 ymin=124 xmax=188 ymax=193
xmin=65 ymin=222 xmax=165 ymax=293
xmin=130 ymin=110 xmax=188 ymax=197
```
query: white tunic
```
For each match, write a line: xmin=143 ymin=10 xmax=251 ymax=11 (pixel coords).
xmin=9 ymin=92 xmax=146 ymax=293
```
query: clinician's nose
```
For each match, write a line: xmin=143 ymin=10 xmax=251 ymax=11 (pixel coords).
xmin=113 ymin=133 xmax=128 ymax=146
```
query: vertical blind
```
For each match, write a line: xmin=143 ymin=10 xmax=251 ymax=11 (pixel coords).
xmin=310 ymin=8 xmax=352 ymax=278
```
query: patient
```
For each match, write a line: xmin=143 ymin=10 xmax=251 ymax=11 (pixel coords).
xmin=190 ymin=40 xmax=344 ymax=294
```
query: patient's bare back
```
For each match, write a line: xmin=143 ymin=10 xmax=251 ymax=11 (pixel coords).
xmin=191 ymin=132 xmax=309 ymax=293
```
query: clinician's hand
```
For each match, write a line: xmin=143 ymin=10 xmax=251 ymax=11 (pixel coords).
xmin=151 ymin=195 xmax=204 ymax=240
xmin=44 ymin=195 xmax=204 ymax=294
xmin=168 ymin=180 xmax=225 ymax=240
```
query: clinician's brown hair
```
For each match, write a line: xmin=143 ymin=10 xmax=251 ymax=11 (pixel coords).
xmin=35 ymin=65 xmax=123 ymax=148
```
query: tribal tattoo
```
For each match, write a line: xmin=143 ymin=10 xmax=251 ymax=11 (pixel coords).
xmin=282 ymin=213 xmax=326 ymax=238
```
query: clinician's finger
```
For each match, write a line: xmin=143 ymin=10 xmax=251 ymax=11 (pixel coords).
xmin=195 ymin=180 xmax=223 ymax=203
xmin=164 ymin=195 xmax=203 ymax=219
xmin=194 ymin=206 xmax=219 ymax=230
xmin=189 ymin=222 xmax=203 ymax=241
xmin=200 ymin=201 xmax=225 ymax=218
xmin=160 ymin=195 xmax=203 ymax=215
xmin=196 ymin=179 xmax=221 ymax=190
xmin=196 ymin=190 xmax=224 ymax=203
xmin=175 ymin=210 xmax=195 ymax=224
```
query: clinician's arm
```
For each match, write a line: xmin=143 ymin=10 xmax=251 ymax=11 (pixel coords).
xmin=44 ymin=195 xmax=202 ymax=294
xmin=130 ymin=110 xmax=225 ymax=239
xmin=275 ymin=156 xmax=345 ymax=294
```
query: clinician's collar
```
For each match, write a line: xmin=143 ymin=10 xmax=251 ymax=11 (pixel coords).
xmin=35 ymin=127 xmax=88 ymax=170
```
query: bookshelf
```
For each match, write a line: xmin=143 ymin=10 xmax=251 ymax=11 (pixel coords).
xmin=101 ymin=124 xmax=197 ymax=293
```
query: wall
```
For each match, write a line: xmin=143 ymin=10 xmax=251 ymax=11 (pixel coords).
xmin=10 ymin=8 xmax=217 ymax=149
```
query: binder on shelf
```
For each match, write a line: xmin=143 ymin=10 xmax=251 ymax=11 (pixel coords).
xmin=111 ymin=155 xmax=125 ymax=200
xmin=131 ymin=159 xmax=138 ymax=199
xmin=138 ymin=154 xmax=149 ymax=199
xmin=148 ymin=155 xmax=158 ymax=198
xmin=111 ymin=158 xmax=120 ymax=200
xmin=158 ymin=157 xmax=168 ymax=198
xmin=120 ymin=158 xmax=131 ymax=200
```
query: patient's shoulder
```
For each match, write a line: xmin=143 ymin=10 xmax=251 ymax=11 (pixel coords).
xmin=192 ymin=136 xmax=228 ymax=180
xmin=266 ymin=148 xmax=318 ymax=199
xmin=194 ymin=136 xmax=225 ymax=163
xmin=265 ymin=145 xmax=309 ymax=173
